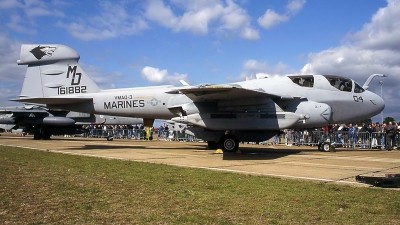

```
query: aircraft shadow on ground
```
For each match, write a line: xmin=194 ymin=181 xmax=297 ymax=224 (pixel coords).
xmin=331 ymin=148 xmax=388 ymax=153
xmin=221 ymin=147 xmax=303 ymax=160
xmin=66 ymin=144 xmax=201 ymax=150
xmin=64 ymin=143 xmax=304 ymax=161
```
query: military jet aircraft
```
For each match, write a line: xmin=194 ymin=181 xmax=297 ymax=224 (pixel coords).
xmin=0 ymin=104 xmax=143 ymax=140
xmin=13 ymin=44 xmax=386 ymax=151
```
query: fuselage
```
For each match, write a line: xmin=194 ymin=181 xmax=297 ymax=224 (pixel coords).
xmin=50 ymin=74 xmax=384 ymax=130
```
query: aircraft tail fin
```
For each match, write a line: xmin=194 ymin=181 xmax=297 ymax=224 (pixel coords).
xmin=17 ymin=44 xmax=101 ymax=100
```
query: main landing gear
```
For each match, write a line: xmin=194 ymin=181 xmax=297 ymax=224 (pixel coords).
xmin=207 ymin=134 xmax=240 ymax=153
xmin=33 ymin=127 xmax=51 ymax=140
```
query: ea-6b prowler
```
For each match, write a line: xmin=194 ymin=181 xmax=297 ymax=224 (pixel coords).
xmin=13 ymin=44 xmax=386 ymax=151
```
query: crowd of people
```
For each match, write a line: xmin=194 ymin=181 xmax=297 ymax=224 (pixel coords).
xmin=84 ymin=123 xmax=196 ymax=142
xmin=281 ymin=122 xmax=400 ymax=151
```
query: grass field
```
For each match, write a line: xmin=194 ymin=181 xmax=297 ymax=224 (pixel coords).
xmin=1 ymin=146 xmax=399 ymax=224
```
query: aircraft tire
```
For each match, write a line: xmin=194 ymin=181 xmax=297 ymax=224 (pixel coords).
xmin=219 ymin=134 xmax=239 ymax=152
xmin=207 ymin=141 xmax=219 ymax=150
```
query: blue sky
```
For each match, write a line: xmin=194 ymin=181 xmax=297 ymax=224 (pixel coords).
xmin=1 ymin=0 xmax=399 ymax=122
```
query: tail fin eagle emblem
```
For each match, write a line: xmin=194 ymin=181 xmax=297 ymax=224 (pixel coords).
xmin=30 ymin=45 xmax=57 ymax=60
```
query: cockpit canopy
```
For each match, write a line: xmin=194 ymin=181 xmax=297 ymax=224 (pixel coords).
xmin=288 ymin=75 xmax=365 ymax=93
xmin=288 ymin=75 xmax=314 ymax=88
xmin=323 ymin=75 xmax=364 ymax=93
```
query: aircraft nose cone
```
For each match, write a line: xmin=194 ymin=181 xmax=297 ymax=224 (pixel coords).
xmin=371 ymin=92 xmax=385 ymax=114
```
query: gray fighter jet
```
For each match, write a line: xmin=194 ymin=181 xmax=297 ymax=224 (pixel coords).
xmin=0 ymin=104 xmax=143 ymax=140
xmin=13 ymin=44 xmax=385 ymax=151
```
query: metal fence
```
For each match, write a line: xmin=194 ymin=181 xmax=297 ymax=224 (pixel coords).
xmin=273 ymin=131 xmax=397 ymax=149
xmin=83 ymin=128 xmax=398 ymax=149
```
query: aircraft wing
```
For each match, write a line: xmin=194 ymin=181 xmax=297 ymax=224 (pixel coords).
xmin=11 ymin=97 xmax=93 ymax=105
xmin=178 ymin=85 xmax=295 ymax=101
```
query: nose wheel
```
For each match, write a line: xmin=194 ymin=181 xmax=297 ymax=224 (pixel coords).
xmin=318 ymin=142 xmax=335 ymax=152
xmin=219 ymin=134 xmax=239 ymax=152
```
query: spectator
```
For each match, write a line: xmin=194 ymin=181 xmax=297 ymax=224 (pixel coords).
xmin=348 ymin=123 xmax=356 ymax=149
xmin=375 ymin=122 xmax=382 ymax=148
xmin=164 ymin=125 xmax=169 ymax=140
xmin=158 ymin=124 xmax=164 ymax=140
xmin=385 ymin=121 xmax=396 ymax=151
xmin=359 ymin=123 xmax=367 ymax=148
xmin=134 ymin=124 xmax=139 ymax=139
xmin=126 ymin=124 xmax=132 ymax=139
xmin=366 ymin=124 xmax=375 ymax=148
xmin=381 ymin=123 xmax=387 ymax=149
xmin=89 ymin=124 xmax=95 ymax=137
xmin=342 ymin=124 xmax=349 ymax=148
xmin=102 ymin=125 xmax=107 ymax=137
xmin=114 ymin=125 xmax=120 ymax=139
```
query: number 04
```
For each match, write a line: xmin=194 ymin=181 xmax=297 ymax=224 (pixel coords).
xmin=353 ymin=95 xmax=364 ymax=102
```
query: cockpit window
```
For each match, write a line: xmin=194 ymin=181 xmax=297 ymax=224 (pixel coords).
xmin=323 ymin=75 xmax=353 ymax=92
xmin=354 ymin=82 xmax=365 ymax=93
xmin=288 ymin=75 xmax=314 ymax=88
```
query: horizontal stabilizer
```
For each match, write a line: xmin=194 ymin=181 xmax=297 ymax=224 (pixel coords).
xmin=12 ymin=97 xmax=92 ymax=105
xmin=0 ymin=108 xmax=48 ymax=114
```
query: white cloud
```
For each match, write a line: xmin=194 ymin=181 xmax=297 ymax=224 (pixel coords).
xmin=257 ymin=9 xmax=289 ymax=29
xmin=144 ymin=0 xmax=179 ymax=28
xmin=286 ymin=0 xmax=306 ymax=14
xmin=300 ymin=0 xmax=400 ymax=120
xmin=57 ymin=22 xmax=118 ymax=41
xmin=235 ymin=59 xmax=294 ymax=82
xmin=243 ymin=59 xmax=293 ymax=75
xmin=258 ymin=0 xmax=306 ymax=29
xmin=300 ymin=0 xmax=400 ymax=79
xmin=0 ymin=0 xmax=23 ymax=9
xmin=175 ymin=5 xmax=223 ymax=35
xmin=79 ymin=63 xmax=124 ymax=90
xmin=0 ymin=35 xmax=26 ymax=106
xmin=221 ymin=9 xmax=248 ymax=30
xmin=170 ymin=0 xmax=222 ymax=10
xmin=141 ymin=66 xmax=188 ymax=85
xmin=1 ymin=0 xmax=65 ymax=35
xmin=3 ymin=0 xmax=259 ymax=41
xmin=348 ymin=0 xmax=400 ymax=51
xmin=144 ymin=0 xmax=259 ymax=40
xmin=58 ymin=1 xmax=149 ymax=41
xmin=7 ymin=14 xmax=36 ymax=35
xmin=24 ymin=6 xmax=64 ymax=18
xmin=219 ymin=0 xmax=260 ymax=40
xmin=24 ymin=0 xmax=46 ymax=8
xmin=243 ymin=59 xmax=270 ymax=72
xmin=239 ymin=27 xmax=259 ymax=40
